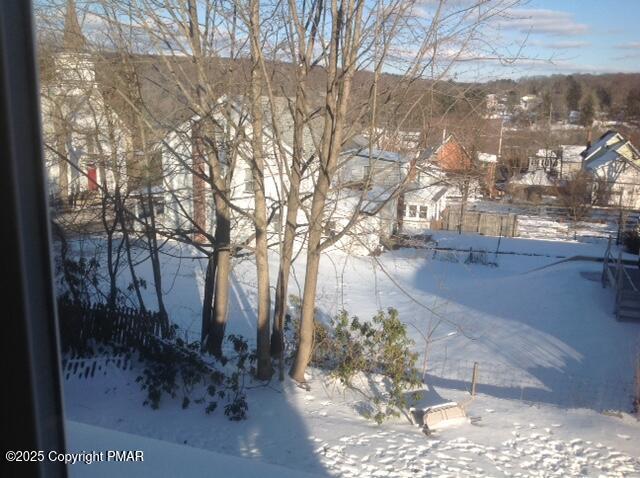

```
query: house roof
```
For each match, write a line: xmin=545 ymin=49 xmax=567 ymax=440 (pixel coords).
xmin=582 ymin=130 xmax=640 ymax=172
xmin=343 ymin=147 xmax=408 ymax=164
xmin=432 ymin=187 xmax=448 ymax=202
xmin=531 ymin=149 xmax=560 ymax=160
xmin=581 ymin=130 xmax=621 ymax=160
xmin=560 ymin=145 xmax=584 ymax=163
xmin=418 ymin=133 xmax=473 ymax=163
xmin=63 ymin=0 xmax=87 ymax=52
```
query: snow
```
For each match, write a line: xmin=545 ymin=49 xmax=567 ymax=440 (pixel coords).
xmin=66 ymin=421 xmax=324 ymax=477
xmin=510 ymin=169 xmax=555 ymax=187
xmin=478 ymin=152 xmax=497 ymax=164
xmin=561 ymin=145 xmax=585 ymax=164
xmin=62 ymin=232 xmax=640 ymax=476
xmin=65 ymin=368 xmax=640 ymax=477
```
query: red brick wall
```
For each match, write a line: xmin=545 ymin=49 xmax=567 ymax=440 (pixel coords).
xmin=437 ymin=141 xmax=471 ymax=172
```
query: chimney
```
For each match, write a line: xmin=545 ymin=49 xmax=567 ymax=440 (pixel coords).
xmin=442 ymin=127 xmax=447 ymax=145
xmin=586 ymin=128 xmax=592 ymax=150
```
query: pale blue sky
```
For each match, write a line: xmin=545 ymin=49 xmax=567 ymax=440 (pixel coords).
xmin=485 ymin=0 xmax=640 ymax=78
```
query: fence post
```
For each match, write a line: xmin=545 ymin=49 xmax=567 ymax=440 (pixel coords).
xmin=471 ymin=362 xmax=479 ymax=396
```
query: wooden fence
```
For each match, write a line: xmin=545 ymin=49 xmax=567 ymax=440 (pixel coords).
xmin=441 ymin=208 xmax=518 ymax=237
xmin=57 ymin=298 xmax=171 ymax=355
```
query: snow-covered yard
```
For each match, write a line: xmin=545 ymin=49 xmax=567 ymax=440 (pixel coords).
xmin=62 ymin=232 xmax=640 ymax=476
xmin=66 ymin=371 xmax=640 ymax=477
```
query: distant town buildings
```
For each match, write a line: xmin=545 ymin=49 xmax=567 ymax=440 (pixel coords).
xmin=519 ymin=95 xmax=540 ymax=111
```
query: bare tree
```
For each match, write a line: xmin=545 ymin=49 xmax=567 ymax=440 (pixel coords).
xmin=289 ymin=0 xmax=522 ymax=382
xmin=556 ymin=170 xmax=594 ymax=225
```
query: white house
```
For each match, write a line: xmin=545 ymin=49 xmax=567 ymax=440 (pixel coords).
xmin=41 ymin=14 xmax=129 ymax=205
xmin=159 ymin=97 xmax=320 ymax=246
xmin=559 ymin=145 xmax=584 ymax=180
xmin=582 ymin=130 xmax=640 ymax=208
xmin=400 ymin=166 xmax=449 ymax=234
xmin=331 ymin=143 xmax=451 ymax=248
xmin=524 ymin=145 xmax=586 ymax=182
xmin=520 ymin=95 xmax=540 ymax=111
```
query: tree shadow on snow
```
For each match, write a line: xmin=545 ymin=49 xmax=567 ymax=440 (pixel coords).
xmin=403 ymin=256 xmax=640 ymax=412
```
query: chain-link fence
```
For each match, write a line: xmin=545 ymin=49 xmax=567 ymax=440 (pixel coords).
xmin=426 ymin=358 xmax=636 ymax=413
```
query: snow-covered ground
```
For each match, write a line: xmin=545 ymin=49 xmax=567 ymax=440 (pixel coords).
xmin=62 ymin=232 xmax=640 ymax=476
xmin=66 ymin=368 xmax=640 ymax=477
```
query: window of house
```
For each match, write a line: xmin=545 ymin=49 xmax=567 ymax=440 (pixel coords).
xmin=419 ymin=205 xmax=428 ymax=219
xmin=244 ymin=167 xmax=254 ymax=193
xmin=154 ymin=197 xmax=165 ymax=216
xmin=407 ymin=204 xmax=417 ymax=217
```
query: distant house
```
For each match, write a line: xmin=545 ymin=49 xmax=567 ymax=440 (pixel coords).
xmin=525 ymin=145 xmax=585 ymax=182
xmin=399 ymin=166 xmax=449 ymax=234
xmin=336 ymin=142 xmax=451 ymax=245
xmin=519 ymin=95 xmax=540 ymax=111
xmin=528 ymin=149 xmax=561 ymax=175
xmin=568 ymin=110 xmax=581 ymax=124
xmin=581 ymin=130 xmax=640 ymax=208
xmin=420 ymin=133 xmax=472 ymax=172
xmin=558 ymin=145 xmax=584 ymax=180
xmin=486 ymin=94 xmax=498 ymax=110
xmin=338 ymin=141 xmax=405 ymax=188
xmin=326 ymin=186 xmax=399 ymax=255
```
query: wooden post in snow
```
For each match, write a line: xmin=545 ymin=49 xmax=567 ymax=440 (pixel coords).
xmin=471 ymin=362 xmax=479 ymax=396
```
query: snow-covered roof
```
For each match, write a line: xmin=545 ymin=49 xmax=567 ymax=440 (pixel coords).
xmin=532 ymin=149 xmax=559 ymax=159
xmin=416 ymin=163 xmax=448 ymax=181
xmin=511 ymin=170 xmax=555 ymax=187
xmin=404 ymin=183 xmax=449 ymax=203
xmin=334 ymin=185 xmax=396 ymax=215
xmin=584 ymin=144 xmax=626 ymax=171
xmin=478 ymin=152 xmax=497 ymax=163
xmin=581 ymin=130 xmax=620 ymax=160
xmin=343 ymin=147 xmax=408 ymax=163
xmin=560 ymin=145 xmax=584 ymax=163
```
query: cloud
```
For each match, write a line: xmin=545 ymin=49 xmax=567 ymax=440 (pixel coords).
xmin=615 ymin=41 xmax=640 ymax=50
xmin=497 ymin=8 xmax=589 ymax=36
xmin=538 ymin=40 xmax=590 ymax=49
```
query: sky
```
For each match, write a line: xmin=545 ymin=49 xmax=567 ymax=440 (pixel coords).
xmin=42 ymin=0 xmax=640 ymax=82
xmin=485 ymin=0 xmax=640 ymax=78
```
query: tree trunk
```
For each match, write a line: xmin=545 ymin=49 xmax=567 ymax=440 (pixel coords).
xmin=288 ymin=222 xmax=322 ymax=382
xmin=289 ymin=174 xmax=330 ymax=382
xmin=117 ymin=192 xmax=146 ymax=312
xmin=271 ymin=95 xmax=303 ymax=360
xmin=207 ymin=200 xmax=231 ymax=358
xmin=249 ymin=0 xmax=273 ymax=380
xmin=201 ymin=252 xmax=216 ymax=346
xmin=289 ymin=0 xmax=361 ymax=382
xmin=146 ymin=188 xmax=169 ymax=335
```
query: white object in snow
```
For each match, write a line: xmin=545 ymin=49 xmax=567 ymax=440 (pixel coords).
xmin=411 ymin=402 xmax=468 ymax=432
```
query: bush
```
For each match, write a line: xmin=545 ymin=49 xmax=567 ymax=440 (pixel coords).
xmin=623 ymin=230 xmax=640 ymax=255
xmin=464 ymin=248 xmax=497 ymax=266
xmin=135 ymin=334 xmax=254 ymax=420
xmin=307 ymin=308 xmax=422 ymax=424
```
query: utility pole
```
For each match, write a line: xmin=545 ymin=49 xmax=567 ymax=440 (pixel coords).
xmin=497 ymin=117 xmax=504 ymax=162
